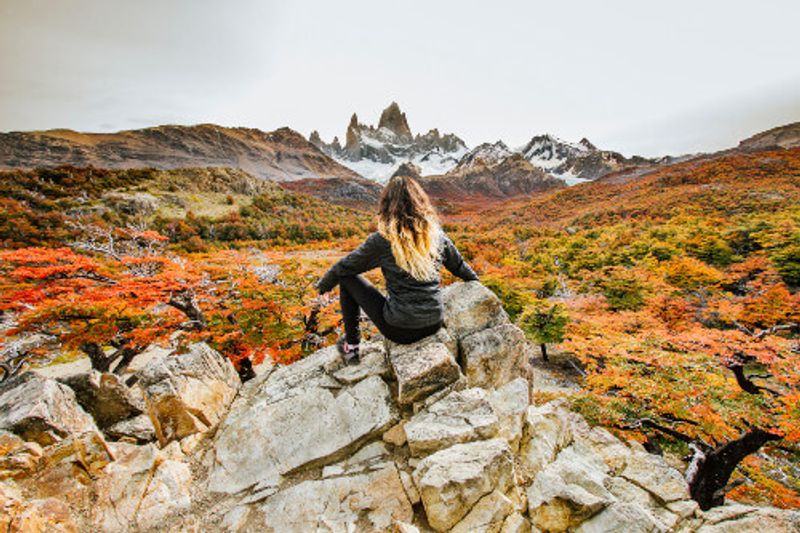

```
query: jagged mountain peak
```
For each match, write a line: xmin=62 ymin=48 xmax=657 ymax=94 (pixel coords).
xmin=378 ymin=101 xmax=412 ymax=139
xmin=309 ymin=102 xmax=468 ymax=182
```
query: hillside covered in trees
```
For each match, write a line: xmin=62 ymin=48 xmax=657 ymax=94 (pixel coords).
xmin=1 ymin=146 xmax=798 ymax=512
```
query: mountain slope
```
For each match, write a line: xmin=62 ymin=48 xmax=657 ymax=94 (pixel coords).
xmin=739 ymin=122 xmax=800 ymax=151
xmin=482 ymin=147 xmax=800 ymax=230
xmin=0 ymin=124 xmax=359 ymax=182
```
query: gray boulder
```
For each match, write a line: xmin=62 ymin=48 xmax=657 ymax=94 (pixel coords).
xmin=246 ymin=462 xmax=413 ymax=531
xmin=387 ymin=333 xmax=462 ymax=406
xmin=413 ymin=438 xmax=516 ymax=531
xmin=527 ymin=443 xmax=615 ymax=532
xmin=460 ymin=322 xmax=533 ymax=390
xmin=137 ymin=342 xmax=240 ymax=445
xmin=443 ymin=281 xmax=507 ymax=339
xmin=207 ymin=346 xmax=397 ymax=495
xmin=0 ymin=372 xmax=97 ymax=445
xmin=405 ymin=387 xmax=500 ymax=457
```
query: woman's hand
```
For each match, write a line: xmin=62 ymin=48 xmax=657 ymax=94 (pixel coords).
xmin=311 ymin=292 xmax=335 ymax=308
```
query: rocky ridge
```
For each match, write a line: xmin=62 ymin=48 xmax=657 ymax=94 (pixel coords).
xmin=0 ymin=124 xmax=359 ymax=182
xmin=1 ymin=282 xmax=798 ymax=532
xmin=738 ymin=121 xmax=800 ymax=151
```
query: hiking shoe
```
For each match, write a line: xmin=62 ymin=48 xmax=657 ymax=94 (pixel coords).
xmin=336 ymin=337 xmax=360 ymax=366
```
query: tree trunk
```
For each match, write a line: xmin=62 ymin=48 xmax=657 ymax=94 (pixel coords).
xmin=168 ymin=290 xmax=207 ymax=330
xmin=540 ymin=343 xmax=548 ymax=361
xmin=82 ymin=342 xmax=112 ymax=372
xmin=112 ymin=347 xmax=140 ymax=376
xmin=688 ymin=428 xmax=780 ymax=510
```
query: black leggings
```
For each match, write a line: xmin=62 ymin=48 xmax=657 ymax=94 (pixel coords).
xmin=339 ymin=275 xmax=442 ymax=345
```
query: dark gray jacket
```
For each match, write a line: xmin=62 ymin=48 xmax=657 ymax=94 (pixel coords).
xmin=316 ymin=231 xmax=478 ymax=329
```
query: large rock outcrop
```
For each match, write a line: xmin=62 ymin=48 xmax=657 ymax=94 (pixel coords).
xmin=413 ymin=438 xmax=517 ymax=531
xmin=2 ymin=282 xmax=799 ymax=532
xmin=207 ymin=344 xmax=397 ymax=495
xmin=443 ymin=281 xmax=533 ymax=389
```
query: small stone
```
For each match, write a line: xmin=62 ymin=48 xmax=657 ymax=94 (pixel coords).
xmin=383 ymin=422 xmax=408 ymax=447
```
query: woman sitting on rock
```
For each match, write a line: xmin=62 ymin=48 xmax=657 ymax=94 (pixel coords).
xmin=315 ymin=174 xmax=478 ymax=365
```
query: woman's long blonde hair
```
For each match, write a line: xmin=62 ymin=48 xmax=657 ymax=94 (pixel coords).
xmin=378 ymin=175 xmax=441 ymax=281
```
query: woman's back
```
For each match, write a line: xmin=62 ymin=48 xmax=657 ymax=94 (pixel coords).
xmin=316 ymin=230 xmax=478 ymax=329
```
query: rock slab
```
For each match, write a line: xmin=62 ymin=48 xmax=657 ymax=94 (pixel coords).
xmin=413 ymin=438 xmax=516 ymax=531
xmin=0 ymin=373 xmax=97 ymax=446
xmin=137 ymin=342 xmax=240 ymax=445
xmin=209 ymin=347 xmax=397 ymax=494
xmin=388 ymin=339 xmax=462 ymax=406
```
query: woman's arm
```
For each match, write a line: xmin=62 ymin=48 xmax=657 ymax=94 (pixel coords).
xmin=442 ymin=234 xmax=479 ymax=281
xmin=316 ymin=233 xmax=383 ymax=293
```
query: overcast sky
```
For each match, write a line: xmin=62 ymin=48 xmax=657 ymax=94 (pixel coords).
xmin=1 ymin=0 xmax=798 ymax=156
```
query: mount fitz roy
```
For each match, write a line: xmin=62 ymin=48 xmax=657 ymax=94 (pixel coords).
xmin=310 ymin=101 xmax=657 ymax=184
xmin=309 ymin=102 xmax=469 ymax=182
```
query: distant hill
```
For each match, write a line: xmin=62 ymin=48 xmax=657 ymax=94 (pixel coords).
xmin=0 ymin=124 xmax=359 ymax=182
xmin=738 ymin=122 xmax=800 ymax=151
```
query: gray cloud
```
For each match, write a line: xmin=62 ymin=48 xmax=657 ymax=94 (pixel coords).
xmin=1 ymin=0 xmax=798 ymax=156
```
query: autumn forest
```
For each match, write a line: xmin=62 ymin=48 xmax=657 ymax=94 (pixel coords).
xmin=1 ymin=144 xmax=799 ymax=512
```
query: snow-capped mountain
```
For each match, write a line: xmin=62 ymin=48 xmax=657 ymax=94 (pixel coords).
xmin=309 ymin=102 xmax=659 ymax=186
xmin=519 ymin=134 xmax=592 ymax=170
xmin=449 ymin=141 xmax=514 ymax=175
xmin=516 ymin=134 xmax=656 ymax=184
xmin=309 ymin=102 xmax=468 ymax=182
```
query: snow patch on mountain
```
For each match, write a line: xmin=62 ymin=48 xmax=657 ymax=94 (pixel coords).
xmin=519 ymin=134 xmax=590 ymax=170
